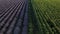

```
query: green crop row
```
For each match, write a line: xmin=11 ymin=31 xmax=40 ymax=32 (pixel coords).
xmin=28 ymin=0 xmax=60 ymax=34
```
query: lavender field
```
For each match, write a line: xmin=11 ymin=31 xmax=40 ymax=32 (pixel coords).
xmin=0 ymin=0 xmax=28 ymax=34
xmin=0 ymin=0 xmax=60 ymax=34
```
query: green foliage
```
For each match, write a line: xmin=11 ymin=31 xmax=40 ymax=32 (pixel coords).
xmin=28 ymin=0 xmax=60 ymax=34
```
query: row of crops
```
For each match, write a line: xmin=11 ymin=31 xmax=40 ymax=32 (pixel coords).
xmin=28 ymin=0 xmax=60 ymax=34
xmin=0 ymin=0 xmax=28 ymax=34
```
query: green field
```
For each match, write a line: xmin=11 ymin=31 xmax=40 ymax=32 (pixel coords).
xmin=28 ymin=0 xmax=60 ymax=34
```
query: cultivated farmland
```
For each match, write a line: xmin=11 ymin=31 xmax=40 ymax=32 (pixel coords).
xmin=0 ymin=0 xmax=28 ymax=34
xmin=0 ymin=0 xmax=60 ymax=34
xmin=28 ymin=0 xmax=60 ymax=34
